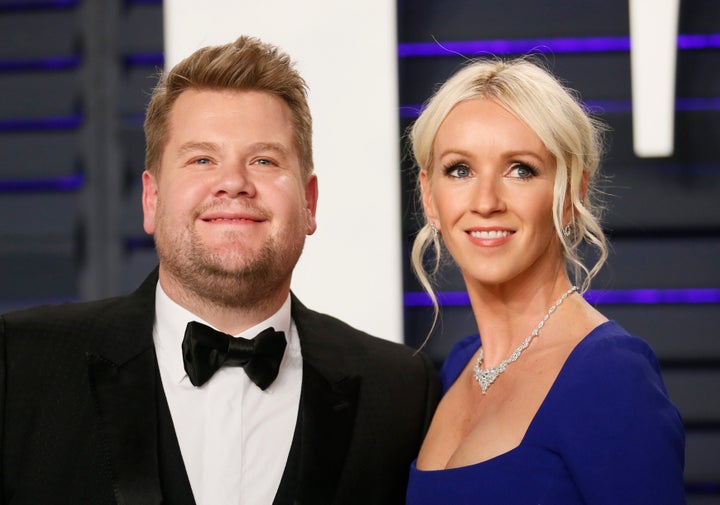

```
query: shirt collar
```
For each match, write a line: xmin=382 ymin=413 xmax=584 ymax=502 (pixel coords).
xmin=153 ymin=282 xmax=293 ymax=385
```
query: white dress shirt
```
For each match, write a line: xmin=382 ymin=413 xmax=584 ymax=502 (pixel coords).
xmin=153 ymin=283 xmax=302 ymax=505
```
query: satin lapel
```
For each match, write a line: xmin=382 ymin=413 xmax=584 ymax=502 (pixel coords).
xmin=156 ymin=369 xmax=197 ymax=505
xmin=295 ymin=364 xmax=360 ymax=504
xmin=88 ymin=348 xmax=162 ymax=505
xmin=86 ymin=269 xmax=165 ymax=505
xmin=280 ymin=296 xmax=362 ymax=505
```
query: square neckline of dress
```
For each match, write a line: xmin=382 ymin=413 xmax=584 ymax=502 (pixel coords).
xmin=417 ymin=319 xmax=617 ymax=473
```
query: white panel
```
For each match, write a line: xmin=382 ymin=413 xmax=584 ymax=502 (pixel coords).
xmin=629 ymin=0 xmax=680 ymax=157
xmin=164 ymin=0 xmax=403 ymax=342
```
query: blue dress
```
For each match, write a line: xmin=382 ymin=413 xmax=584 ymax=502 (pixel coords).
xmin=406 ymin=321 xmax=686 ymax=505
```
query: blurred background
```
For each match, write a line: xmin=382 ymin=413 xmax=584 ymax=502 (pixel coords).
xmin=0 ymin=0 xmax=718 ymax=501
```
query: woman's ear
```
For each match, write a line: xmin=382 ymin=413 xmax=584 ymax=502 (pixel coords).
xmin=564 ymin=170 xmax=589 ymax=222
xmin=420 ymin=169 xmax=438 ymax=224
xmin=580 ymin=170 xmax=589 ymax=201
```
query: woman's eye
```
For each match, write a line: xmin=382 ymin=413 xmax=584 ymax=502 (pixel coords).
xmin=446 ymin=163 xmax=471 ymax=178
xmin=509 ymin=163 xmax=536 ymax=179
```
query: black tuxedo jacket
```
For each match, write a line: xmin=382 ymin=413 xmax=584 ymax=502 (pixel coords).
xmin=0 ymin=270 xmax=440 ymax=505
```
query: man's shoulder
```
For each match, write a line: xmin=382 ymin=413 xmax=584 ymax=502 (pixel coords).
xmin=1 ymin=300 xmax=135 ymax=361
xmin=314 ymin=310 xmax=411 ymax=349
xmin=1 ymin=270 xmax=157 ymax=335
xmin=2 ymin=294 xmax=136 ymax=330
xmin=291 ymin=297 xmax=428 ymax=367
xmin=292 ymin=299 xmax=441 ymax=430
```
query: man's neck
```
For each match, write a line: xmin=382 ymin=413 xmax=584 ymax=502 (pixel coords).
xmin=158 ymin=271 xmax=290 ymax=335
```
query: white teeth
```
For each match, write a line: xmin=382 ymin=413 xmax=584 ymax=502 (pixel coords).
xmin=469 ymin=230 xmax=511 ymax=239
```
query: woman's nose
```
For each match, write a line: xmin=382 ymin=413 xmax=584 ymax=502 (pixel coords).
xmin=470 ymin=176 xmax=505 ymax=216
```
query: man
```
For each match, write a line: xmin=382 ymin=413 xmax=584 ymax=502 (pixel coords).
xmin=0 ymin=36 xmax=440 ymax=505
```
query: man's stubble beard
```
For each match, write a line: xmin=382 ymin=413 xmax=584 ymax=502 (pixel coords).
xmin=155 ymin=222 xmax=305 ymax=311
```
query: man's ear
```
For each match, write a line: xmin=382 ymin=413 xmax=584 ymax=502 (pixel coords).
xmin=304 ymin=174 xmax=319 ymax=235
xmin=141 ymin=170 xmax=158 ymax=235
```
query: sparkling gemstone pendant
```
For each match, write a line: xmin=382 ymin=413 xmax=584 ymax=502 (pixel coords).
xmin=474 ymin=367 xmax=500 ymax=394
xmin=471 ymin=286 xmax=578 ymax=395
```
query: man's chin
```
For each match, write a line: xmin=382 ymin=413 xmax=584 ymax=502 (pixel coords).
xmin=195 ymin=262 xmax=266 ymax=280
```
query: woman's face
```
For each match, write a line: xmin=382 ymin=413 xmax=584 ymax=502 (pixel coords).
xmin=421 ymin=98 xmax=563 ymax=290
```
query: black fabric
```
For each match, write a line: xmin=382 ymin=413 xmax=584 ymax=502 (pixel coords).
xmin=87 ymin=349 xmax=163 ymax=505
xmin=182 ymin=321 xmax=286 ymax=389
xmin=273 ymin=399 xmax=304 ymax=505
xmin=156 ymin=367 xmax=196 ymax=505
xmin=0 ymin=268 xmax=441 ymax=505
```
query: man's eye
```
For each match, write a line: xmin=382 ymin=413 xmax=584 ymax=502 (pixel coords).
xmin=254 ymin=158 xmax=277 ymax=167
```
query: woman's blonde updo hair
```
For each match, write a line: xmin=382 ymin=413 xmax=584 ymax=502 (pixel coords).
xmin=410 ymin=57 xmax=608 ymax=319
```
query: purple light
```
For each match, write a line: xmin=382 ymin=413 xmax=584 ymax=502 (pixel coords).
xmin=400 ymin=97 xmax=720 ymax=118
xmin=583 ymin=99 xmax=633 ymax=113
xmin=678 ymin=34 xmax=720 ymax=50
xmin=0 ymin=114 xmax=83 ymax=132
xmin=398 ymin=36 xmax=629 ymax=57
xmin=0 ymin=0 xmax=78 ymax=10
xmin=585 ymin=289 xmax=720 ymax=305
xmin=404 ymin=291 xmax=470 ymax=307
xmin=0 ymin=173 xmax=84 ymax=193
xmin=399 ymin=33 xmax=720 ymax=58
xmin=0 ymin=55 xmax=81 ymax=72
xmin=404 ymin=289 xmax=720 ymax=307
xmin=676 ymin=97 xmax=720 ymax=111
xmin=581 ymin=98 xmax=720 ymax=113
xmin=124 ymin=52 xmax=164 ymax=67
xmin=399 ymin=105 xmax=424 ymax=119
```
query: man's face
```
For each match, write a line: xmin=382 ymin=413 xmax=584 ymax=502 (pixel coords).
xmin=142 ymin=88 xmax=317 ymax=308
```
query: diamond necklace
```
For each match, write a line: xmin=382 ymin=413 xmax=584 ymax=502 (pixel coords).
xmin=473 ymin=286 xmax=578 ymax=394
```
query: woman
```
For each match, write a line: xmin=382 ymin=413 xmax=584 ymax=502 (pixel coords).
xmin=406 ymin=58 xmax=685 ymax=504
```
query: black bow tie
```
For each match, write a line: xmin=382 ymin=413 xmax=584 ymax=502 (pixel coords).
xmin=182 ymin=321 xmax=287 ymax=390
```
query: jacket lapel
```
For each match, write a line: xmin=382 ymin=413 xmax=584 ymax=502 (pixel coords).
xmin=85 ymin=269 xmax=179 ymax=505
xmin=87 ymin=347 xmax=163 ymax=505
xmin=274 ymin=296 xmax=362 ymax=505
xmin=86 ymin=282 xmax=361 ymax=505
